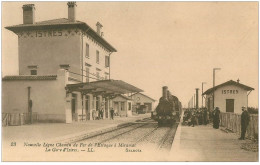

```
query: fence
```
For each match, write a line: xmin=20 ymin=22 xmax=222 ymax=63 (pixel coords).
xmin=220 ymin=112 xmax=258 ymax=140
xmin=2 ymin=113 xmax=38 ymax=126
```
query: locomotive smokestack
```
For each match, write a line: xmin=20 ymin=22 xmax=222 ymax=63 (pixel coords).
xmin=162 ymin=86 xmax=168 ymax=100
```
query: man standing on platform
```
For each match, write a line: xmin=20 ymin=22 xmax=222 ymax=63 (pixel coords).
xmin=239 ymin=106 xmax=250 ymax=140
xmin=213 ymin=107 xmax=220 ymax=129
xmin=203 ymin=108 xmax=208 ymax=125
xmin=110 ymin=107 xmax=114 ymax=120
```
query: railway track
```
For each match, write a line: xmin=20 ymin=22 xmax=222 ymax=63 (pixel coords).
xmin=77 ymin=118 xmax=179 ymax=152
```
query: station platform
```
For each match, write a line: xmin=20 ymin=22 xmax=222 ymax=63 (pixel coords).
xmin=2 ymin=113 xmax=150 ymax=144
xmin=170 ymin=123 xmax=258 ymax=161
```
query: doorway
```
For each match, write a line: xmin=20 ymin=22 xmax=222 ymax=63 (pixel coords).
xmin=71 ymin=93 xmax=77 ymax=121
xmin=85 ymin=95 xmax=90 ymax=120
xmin=114 ymin=102 xmax=119 ymax=116
xmin=226 ymin=99 xmax=234 ymax=113
xmin=96 ymin=97 xmax=100 ymax=111
xmin=144 ymin=103 xmax=152 ymax=112
xmin=105 ymin=98 xmax=108 ymax=118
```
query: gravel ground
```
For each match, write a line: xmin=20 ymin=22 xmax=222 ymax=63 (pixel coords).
xmin=241 ymin=142 xmax=258 ymax=152
xmin=158 ymin=123 xmax=178 ymax=151
xmin=79 ymin=123 xmax=146 ymax=144
xmin=107 ymin=123 xmax=158 ymax=143
xmin=78 ymin=118 xmax=179 ymax=153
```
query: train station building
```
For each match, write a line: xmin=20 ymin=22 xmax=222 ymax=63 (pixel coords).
xmin=2 ymin=2 xmax=142 ymax=124
xmin=203 ymin=80 xmax=254 ymax=113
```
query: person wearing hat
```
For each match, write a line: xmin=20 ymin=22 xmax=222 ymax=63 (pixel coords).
xmin=239 ymin=106 xmax=250 ymax=140
xmin=213 ymin=107 xmax=220 ymax=129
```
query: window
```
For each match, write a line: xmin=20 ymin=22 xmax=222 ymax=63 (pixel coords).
xmin=121 ymin=102 xmax=125 ymax=111
xmin=31 ymin=70 xmax=37 ymax=75
xmin=105 ymin=56 xmax=110 ymax=67
xmin=28 ymin=65 xmax=38 ymax=75
xmin=128 ymin=102 xmax=132 ymax=110
xmin=96 ymin=68 xmax=101 ymax=79
xmin=96 ymin=50 xmax=99 ymax=64
xmin=85 ymin=43 xmax=89 ymax=58
xmin=86 ymin=67 xmax=89 ymax=82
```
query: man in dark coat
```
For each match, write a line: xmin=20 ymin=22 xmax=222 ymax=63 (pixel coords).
xmin=239 ymin=106 xmax=250 ymax=140
xmin=213 ymin=107 xmax=220 ymax=129
xmin=191 ymin=111 xmax=196 ymax=127
xmin=203 ymin=108 xmax=208 ymax=125
xmin=110 ymin=107 xmax=114 ymax=120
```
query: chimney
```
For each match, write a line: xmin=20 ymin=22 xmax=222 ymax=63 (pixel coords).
xmin=22 ymin=4 xmax=35 ymax=24
xmin=67 ymin=2 xmax=77 ymax=22
xmin=96 ymin=22 xmax=103 ymax=35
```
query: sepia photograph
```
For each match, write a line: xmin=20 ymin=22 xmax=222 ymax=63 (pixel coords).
xmin=1 ymin=1 xmax=259 ymax=162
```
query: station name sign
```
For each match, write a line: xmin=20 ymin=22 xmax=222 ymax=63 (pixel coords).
xmin=35 ymin=30 xmax=63 ymax=37
xmin=222 ymin=90 xmax=239 ymax=94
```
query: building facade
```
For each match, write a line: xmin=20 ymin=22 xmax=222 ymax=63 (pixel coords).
xmin=203 ymin=80 xmax=254 ymax=114
xmin=112 ymin=95 xmax=133 ymax=117
xmin=3 ymin=2 xmax=142 ymax=124
xmin=130 ymin=93 xmax=156 ymax=113
xmin=6 ymin=2 xmax=115 ymax=82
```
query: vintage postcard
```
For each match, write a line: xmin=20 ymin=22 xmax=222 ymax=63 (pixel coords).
xmin=2 ymin=1 xmax=258 ymax=162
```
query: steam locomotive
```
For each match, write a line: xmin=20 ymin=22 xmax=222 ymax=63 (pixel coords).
xmin=151 ymin=86 xmax=182 ymax=126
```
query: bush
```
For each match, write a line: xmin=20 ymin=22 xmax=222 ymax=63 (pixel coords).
xmin=248 ymin=107 xmax=258 ymax=114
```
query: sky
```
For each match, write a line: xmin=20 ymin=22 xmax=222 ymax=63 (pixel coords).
xmin=2 ymin=2 xmax=259 ymax=108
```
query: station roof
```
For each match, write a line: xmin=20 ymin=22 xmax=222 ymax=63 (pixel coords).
xmin=5 ymin=18 xmax=117 ymax=52
xmin=114 ymin=94 xmax=133 ymax=100
xmin=66 ymin=79 xmax=143 ymax=96
xmin=203 ymin=80 xmax=254 ymax=95
xmin=130 ymin=92 xmax=156 ymax=101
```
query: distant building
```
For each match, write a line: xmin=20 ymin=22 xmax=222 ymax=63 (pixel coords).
xmin=130 ymin=93 xmax=156 ymax=113
xmin=2 ymin=2 xmax=142 ymax=124
xmin=203 ymin=80 xmax=254 ymax=113
xmin=111 ymin=95 xmax=133 ymax=117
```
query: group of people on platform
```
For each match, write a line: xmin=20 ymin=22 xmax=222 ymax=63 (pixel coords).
xmin=183 ymin=108 xmax=209 ymax=127
xmin=91 ymin=107 xmax=115 ymax=120
xmin=182 ymin=107 xmax=225 ymax=129
xmin=92 ymin=107 xmax=104 ymax=120
xmin=183 ymin=106 xmax=251 ymax=140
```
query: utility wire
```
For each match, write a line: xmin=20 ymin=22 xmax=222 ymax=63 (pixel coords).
xmin=68 ymin=71 xmax=102 ymax=81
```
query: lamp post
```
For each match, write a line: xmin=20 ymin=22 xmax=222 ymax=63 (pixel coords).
xmin=194 ymin=94 xmax=196 ymax=108
xmin=202 ymin=82 xmax=206 ymax=108
xmin=196 ymin=88 xmax=199 ymax=109
xmin=213 ymin=68 xmax=221 ymax=110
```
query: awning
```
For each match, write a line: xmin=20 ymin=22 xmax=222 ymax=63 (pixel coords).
xmin=66 ymin=79 xmax=143 ymax=96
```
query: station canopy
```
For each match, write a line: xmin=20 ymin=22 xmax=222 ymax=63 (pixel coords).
xmin=66 ymin=79 xmax=143 ymax=96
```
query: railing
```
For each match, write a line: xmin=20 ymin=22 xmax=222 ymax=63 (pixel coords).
xmin=220 ymin=112 xmax=258 ymax=140
xmin=2 ymin=113 xmax=38 ymax=126
xmin=2 ymin=113 xmax=9 ymax=126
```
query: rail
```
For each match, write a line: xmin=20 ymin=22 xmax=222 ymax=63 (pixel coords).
xmin=220 ymin=112 xmax=258 ymax=140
